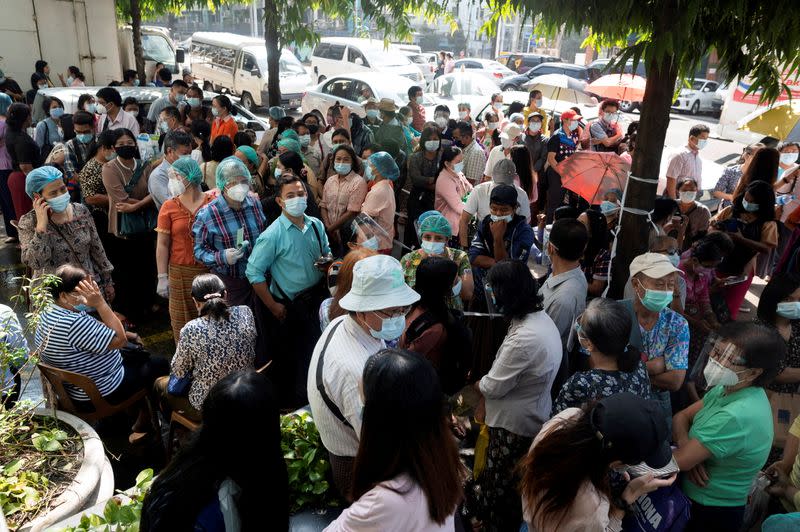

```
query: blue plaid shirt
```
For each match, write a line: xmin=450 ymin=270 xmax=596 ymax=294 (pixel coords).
xmin=192 ymin=194 xmax=267 ymax=279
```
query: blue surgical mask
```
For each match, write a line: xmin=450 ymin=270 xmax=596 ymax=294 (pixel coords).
xmin=50 ymin=108 xmax=64 ymax=119
xmin=46 ymin=192 xmax=71 ymax=213
xmin=452 ymin=278 xmax=462 ymax=297
xmin=575 ymin=322 xmax=590 ymax=356
xmin=283 ymin=196 xmax=307 ymax=217
xmin=187 ymin=97 xmax=201 ymax=108
xmin=368 ymin=314 xmax=406 ymax=341
xmin=780 ymin=153 xmax=798 ymax=165
xmin=600 ymin=200 xmax=620 ymax=215
xmin=490 ymin=214 xmax=513 ymax=223
xmin=84 ymin=103 xmax=96 ymax=113
xmin=424 ymin=140 xmax=440 ymax=152
xmin=364 ymin=164 xmax=374 ymax=181
xmin=742 ymin=199 xmax=759 ymax=212
xmin=568 ymin=121 xmax=579 ymax=132
xmin=334 ymin=162 xmax=351 ymax=175
xmin=361 ymin=236 xmax=379 ymax=250
xmin=366 ymin=109 xmax=379 ymax=119
xmin=175 ymin=93 xmax=186 ymax=102
xmin=74 ymin=304 xmax=96 ymax=313
xmin=76 ymin=133 xmax=94 ymax=144
xmin=159 ymin=121 xmax=170 ymax=133
xmin=421 ymin=240 xmax=446 ymax=255
xmin=777 ymin=302 xmax=800 ymax=320
xmin=298 ymin=134 xmax=311 ymax=147
xmin=274 ymin=167 xmax=282 ymax=178
xmin=453 ymin=161 xmax=464 ymax=173
xmin=667 ymin=253 xmax=680 ymax=268
xmin=133 ymin=79 xmax=141 ymax=87
xmin=211 ymin=107 xmax=220 ymax=117
xmin=105 ymin=151 xmax=117 ymax=161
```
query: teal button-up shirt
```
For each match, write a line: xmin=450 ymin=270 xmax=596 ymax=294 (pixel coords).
xmin=245 ymin=213 xmax=330 ymax=301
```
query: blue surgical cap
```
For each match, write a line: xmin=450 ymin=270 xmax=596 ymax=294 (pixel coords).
xmin=418 ymin=210 xmax=452 ymax=237
xmin=215 ymin=156 xmax=251 ymax=191
xmin=25 ymin=166 xmax=64 ymax=198
xmin=268 ymin=106 xmax=286 ymax=120
xmin=170 ymin=156 xmax=203 ymax=186
xmin=368 ymin=151 xmax=399 ymax=181
xmin=0 ymin=93 xmax=11 ymax=116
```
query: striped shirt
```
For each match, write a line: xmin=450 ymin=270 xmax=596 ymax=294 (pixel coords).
xmin=35 ymin=305 xmax=124 ymax=401
xmin=306 ymin=315 xmax=385 ymax=457
xmin=192 ymin=194 xmax=267 ymax=279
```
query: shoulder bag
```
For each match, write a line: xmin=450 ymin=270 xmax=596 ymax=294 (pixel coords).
xmin=117 ymin=161 xmax=157 ymax=237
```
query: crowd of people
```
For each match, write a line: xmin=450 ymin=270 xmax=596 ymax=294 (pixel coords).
xmin=3 ymin=58 xmax=800 ymax=531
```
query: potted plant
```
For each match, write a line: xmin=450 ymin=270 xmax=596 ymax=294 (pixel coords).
xmin=0 ymin=276 xmax=114 ymax=531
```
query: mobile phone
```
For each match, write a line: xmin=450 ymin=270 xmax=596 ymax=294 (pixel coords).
xmin=719 ymin=218 xmax=743 ymax=233
xmin=235 ymin=228 xmax=244 ymax=249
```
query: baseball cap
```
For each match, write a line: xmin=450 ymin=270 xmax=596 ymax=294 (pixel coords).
xmin=590 ymin=392 xmax=673 ymax=469
xmin=528 ymin=110 xmax=544 ymax=119
xmin=560 ymin=109 xmax=582 ymax=121
xmin=339 ymin=255 xmax=420 ymax=312
xmin=492 ymin=159 xmax=517 ymax=185
xmin=629 ymin=252 xmax=681 ymax=279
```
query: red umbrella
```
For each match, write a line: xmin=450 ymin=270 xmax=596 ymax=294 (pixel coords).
xmin=555 ymin=151 xmax=631 ymax=204
xmin=586 ymin=74 xmax=647 ymax=102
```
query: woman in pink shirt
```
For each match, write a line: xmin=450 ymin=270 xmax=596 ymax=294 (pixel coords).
xmin=434 ymin=146 xmax=472 ymax=246
xmin=361 ymin=152 xmax=398 ymax=254
xmin=324 ymin=349 xmax=463 ymax=531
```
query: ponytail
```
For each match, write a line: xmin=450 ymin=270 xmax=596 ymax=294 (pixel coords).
xmin=617 ymin=345 xmax=641 ymax=373
xmin=191 ymin=274 xmax=230 ymax=321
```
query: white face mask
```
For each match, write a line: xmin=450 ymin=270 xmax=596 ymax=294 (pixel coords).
xmin=458 ymin=111 xmax=468 ymax=120
xmin=226 ymin=183 xmax=249 ymax=202
xmin=486 ymin=121 xmax=498 ymax=131
xmin=780 ymin=153 xmax=798 ymax=166
xmin=435 ymin=116 xmax=448 ymax=129
xmin=500 ymin=138 xmax=513 ymax=149
xmin=679 ymin=190 xmax=697 ymax=204
xmin=168 ymin=178 xmax=186 ymax=197
xmin=528 ymin=122 xmax=541 ymax=133
xmin=703 ymin=357 xmax=744 ymax=388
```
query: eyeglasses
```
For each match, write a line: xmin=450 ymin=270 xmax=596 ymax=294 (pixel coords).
xmin=373 ymin=306 xmax=411 ymax=319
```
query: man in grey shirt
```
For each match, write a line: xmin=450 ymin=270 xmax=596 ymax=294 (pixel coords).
xmin=589 ymin=99 xmax=624 ymax=153
xmin=148 ymin=130 xmax=194 ymax=210
xmin=540 ymin=218 xmax=589 ymax=397
xmin=146 ymin=80 xmax=189 ymax=133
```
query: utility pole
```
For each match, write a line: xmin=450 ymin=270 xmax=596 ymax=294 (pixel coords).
xmin=250 ymin=0 xmax=258 ymax=37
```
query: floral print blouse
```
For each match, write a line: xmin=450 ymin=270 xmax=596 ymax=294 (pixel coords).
xmin=552 ymin=361 xmax=652 ymax=415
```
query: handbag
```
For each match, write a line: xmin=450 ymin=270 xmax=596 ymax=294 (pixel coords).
xmin=767 ymin=390 xmax=800 ymax=448
xmin=621 ymin=483 xmax=691 ymax=532
xmin=117 ymin=161 xmax=157 ymax=237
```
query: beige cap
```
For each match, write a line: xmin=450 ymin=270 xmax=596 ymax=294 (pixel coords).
xmin=629 ymin=252 xmax=681 ymax=279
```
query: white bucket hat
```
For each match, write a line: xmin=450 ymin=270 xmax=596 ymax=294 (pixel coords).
xmin=339 ymin=255 xmax=420 ymax=312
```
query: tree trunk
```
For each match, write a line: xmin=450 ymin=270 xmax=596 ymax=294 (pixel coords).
xmin=264 ymin=0 xmax=282 ymax=107
xmin=607 ymin=54 xmax=678 ymax=298
xmin=130 ymin=0 xmax=146 ymax=85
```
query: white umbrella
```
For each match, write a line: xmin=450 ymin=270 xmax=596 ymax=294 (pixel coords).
xmin=523 ymin=74 xmax=594 ymax=106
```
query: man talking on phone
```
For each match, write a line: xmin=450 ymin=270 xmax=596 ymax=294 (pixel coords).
xmin=247 ymin=172 xmax=332 ymax=408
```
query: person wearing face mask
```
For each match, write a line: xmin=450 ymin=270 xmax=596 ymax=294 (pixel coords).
xmin=624 ymin=252 xmax=689 ymax=431
xmin=362 ymin=98 xmax=382 ymax=131
xmin=246 ymin=172 xmax=331 ymax=406
xmin=209 ymin=95 xmax=237 ymax=143
xmin=714 ymin=143 xmax=764 ymax=209
xmin=18 ymin=165 xmax=114 ymax=299
xmin=451 ymin=121 xmax=487 ymax=185
xmin=407 ymin=85 xmax=426 ymax=131
xmin=120 ymin=69 xmax=139 ymax=87
xmin=665 ymin=124 xmax=709 ymax=199
xmin=148 ymin=130 xmax=194 ymax=210
xmin=77 ymin=129 xmax=116 ymax=242
xmin=466 ymin=259 xmax=561 ymax=531
xmin=95 ymin=87 xmax=140 ymax=137
xmin=478 ymin=110 xmax=501 ymax=152
xmin=35 ymin=96 xmax=66 ymax=155
xmin=756 ymin=273 xmax=800 ymax=396
xmin=400 ymin=256 xmax=473 ymax=394
xmin=155 ymin=156 xmax=213 ymax=341
xmin=544 ymin=109 xmax=582 ymax=223
xmin=489 ymin=92 xmax=505 ymax=122
xmin=146 ymin=79 xmax=189 ymax=133
xmin=673 ymin=322 xmax=786 ymax=531
xmin=406 ymin=126 xmax=443 ymax=249
xmin=6 ymin=103 xmax=39 ymax=221
xmin=193 ymin=156 xmax=266 ymax=307
xmin=37 ymin=264 xmax=168 ymax=441
xmin=553 ymin=298 xmax=651 ymax=415
xmin=711 ymin=180 xmax=778 ymax=318
xmin=183 ymin=85 xmax=208 ymax=127
xmin=307 ymin=254 xmax=419 ymax=497
xmin=589 ymin=100 xmax=624 ymax=153
xmin=157 ymin=106 xmax=183 ymax=142
xmin=468 ymin=184 xmax=534 ymax=308
xmin=774 ymin=142 xmax=800 ymax=231
xmin=400 ymin=211 xmax=473 ymax=310
xmin=432 ymin=105 xmax=454 ymax=140
xmin=374 ymin=98 xmax=411 ymax=155
xmin=360 ymin=152 xmax=399 ymax=253
xmin=523 ymin=89 xmax=548 ymax=129
xmin=676 ymin=178 xmax=711 ymax=250
xmin=58 ymin=65 xmax=86 ymax=88
xmin=320 ymin=145 xmax=366 ymax=254
xmin=319 ymin=247 xmax=376 ymax=331
xmin=622 ymin=236 xmax=687 ymax=315
xmin=63 ymin=111 xmax=95 ymax=192
xmin=524 ymin=112 xmax=548 ymax=200
xmin=483 ymin=123 xmax=521 ymax=182
xmin=434 ymin=145 xmax=472 ymax=245
xmin=291 ymin=121 xmax=320 ymax=176
xmin=457 ymin=102 xmax=473 ymax=126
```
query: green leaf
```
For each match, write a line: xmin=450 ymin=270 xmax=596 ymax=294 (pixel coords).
xmin=3 ymin=459 xmax=23 ymax=476
xmin=31 ymin=432 xmax=63 ymax=452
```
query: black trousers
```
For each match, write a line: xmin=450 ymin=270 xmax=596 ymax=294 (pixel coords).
xmin=685 ymin=501 xmax=744 ymax=532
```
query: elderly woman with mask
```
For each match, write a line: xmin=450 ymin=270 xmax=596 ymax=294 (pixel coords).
xmin=193 ymin=156 xmax=267 ymax=305
xmin=156 ymin=157 xmax=213 ymax=341
xmin=18 ymin=166 xmax=114 ymax=300
xmin=400 ymin=210 xmax=473 ymax=310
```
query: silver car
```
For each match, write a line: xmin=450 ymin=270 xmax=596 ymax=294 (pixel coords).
xmin=32 ymin=86 xmax=270 ymax=141
xmin=300 ymin=72 xmax=423 ymax=118
xmin=452 ymin=58 xmax=517 ymax=86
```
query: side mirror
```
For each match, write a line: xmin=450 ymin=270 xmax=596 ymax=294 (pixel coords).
xmin=247 ymin=121 xmax=264 ymax=131
xmin=250 ymin=68 xmax=259 ymax=77
xmin=175 ymin=48 xmax=185 ymax=64
xmin=354 ymin=57 xmax=364 ymax=66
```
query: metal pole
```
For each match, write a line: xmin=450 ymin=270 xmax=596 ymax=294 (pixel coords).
xmin=250 ymin=0 xmax=257 ymax=37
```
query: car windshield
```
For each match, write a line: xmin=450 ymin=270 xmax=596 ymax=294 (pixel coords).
xmin=428 ymin=74 xmax=498 ymax=98
xmin=279 ymin=52 xmax=306 ymax=75
xmin=141 ymin=34 xmax=174 ymax=64
xmin=365 ymin=49 xmax=411 ymax=67
xmin=691 ymin=80 xmax=706 ymax=91
xmin=408 ymin=55 xmax=427 ymax=64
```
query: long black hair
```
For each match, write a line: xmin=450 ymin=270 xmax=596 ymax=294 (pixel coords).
xmin=414 ymin=257 xmax=458 ymax=327
xmin=510 ymin=145 xmax=534 ymax=198
xmin=582 ymin=209 xmax=610 ymax=274
xmin=191 ymin=120 xmax=212 ymax=162
xmin=732 ymin=180 xmax=776 ymax=223
xmin=487 ymin=259 xmax=543 ymax=319
xmin=437 ymin=145 xmax=461 ymax=175
xmin=141 ymin=370 xmax=289 ymax=531
xmin=191 ymin=274 xmax=229 ymax=321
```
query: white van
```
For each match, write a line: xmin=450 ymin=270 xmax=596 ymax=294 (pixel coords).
xmin=118 ymin=26 xmax=184 ymax=81
xmin=190 ymin=32 xmax=311 ymax=110
xmin=310 ymin=37 xmax=423 ymax=85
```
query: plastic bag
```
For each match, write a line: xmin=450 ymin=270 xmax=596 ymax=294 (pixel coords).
xmin=740 ymin=472 xmax=772 ymax=531
xmin=473 ymin=422 xmax=490 ymax=479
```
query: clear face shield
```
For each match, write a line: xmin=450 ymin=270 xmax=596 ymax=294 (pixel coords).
xmin=350 ymin=213 xmax=392 ymax=252
xmin=689 ymin=334 xmax=748 ymax=390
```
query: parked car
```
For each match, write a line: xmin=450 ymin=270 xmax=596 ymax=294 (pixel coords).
xmin=671 ymin=78 xmax=725 ymax=116
xmin=402 ymin=51 xmax=435 ymax=85
xmin=497 ymin=53 xmax=561 ymax=74
xmin=190 ymin=32 xmax=311 ymax=110
xmin=501 ymin=62 xmax=591 ymax=91
xmin=452 ymin=58 xmax=517 ymax=85
xmin=32 ymin=86 xmax=270 ymax=142
xmin=425 ymin=72 xmax=528 ymax=118
xmin=587 ymin=58 xmax=647 ymax=81
xmin=301 ymin=72 xmax=421 ymax=119
xmin=310 ymin=37 xmax=423 ymax=85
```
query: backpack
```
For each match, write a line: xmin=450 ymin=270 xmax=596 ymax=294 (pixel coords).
xmin=405 ymin=309 xmax=473 ymax=395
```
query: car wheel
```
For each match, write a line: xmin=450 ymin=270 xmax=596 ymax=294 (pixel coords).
xmin=691 ymin=100 xmax=700 ymax=115
xmin=241 ymin=92 xmax=255 ymax=111
xmin=619 ymin=100 xmax=636 ymax=113
xmin=317 ymin=75 xmax=326 ymax=84
xmin=502 ymin=84 xmax=517 ymax=92
xmin=203 ymin=81 xmax=213 ymax=92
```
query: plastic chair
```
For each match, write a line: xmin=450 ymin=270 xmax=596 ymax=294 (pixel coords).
xmin=37 ymin=362 xmax=146 ymax=423
xmin=166 ymin=411 xmax=200 ymax=460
